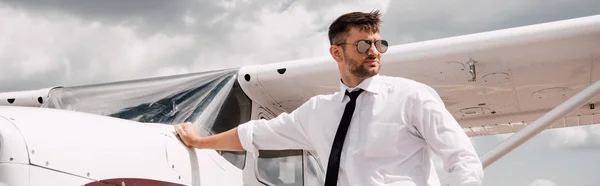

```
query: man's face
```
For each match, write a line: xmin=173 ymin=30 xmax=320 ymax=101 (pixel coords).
xmin=340 ymin=27 xmax=383 ymax=79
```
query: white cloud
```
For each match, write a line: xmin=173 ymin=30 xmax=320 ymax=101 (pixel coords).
xmin=323 ymin=0 xmax=390 ymax=20
xmin=228 ymin=5 xmax=323 ymax=59
xmin=182 ymin=12 xmax=196 ymax=26
xmin=190 ymin=0 xmax=392 ymax=71
xmin=548 ymin=125 xmax=600 ymax=149
xmin=530 ymin=179 xmax=556 ymax=186
xmin=218 ymin=0 xmax=238 ymax=10
xmin=0 ymin=1 xmax=394 ymax=91
xmin=0 ymin=5 xmax=195 ymax=89
xmin=549 ymin=126 xmax=588 ymax=148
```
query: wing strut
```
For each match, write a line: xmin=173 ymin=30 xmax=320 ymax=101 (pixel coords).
xmin=480 ymin=79 xmax=600 ymax=168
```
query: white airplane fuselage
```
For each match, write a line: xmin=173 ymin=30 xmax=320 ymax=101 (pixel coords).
xmin=0 ymin=106 xmax=244 ymax=186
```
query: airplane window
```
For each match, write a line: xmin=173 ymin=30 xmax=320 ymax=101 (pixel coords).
xmin=206 ymin=80 xmax=251 ymax=135
xmin=212 ymin=80 xmax=251 ymax=170
xmin=220 ymin=151 xmax=246 ymax=169
xmin=257 ymin=150 xmax=304 ymax=186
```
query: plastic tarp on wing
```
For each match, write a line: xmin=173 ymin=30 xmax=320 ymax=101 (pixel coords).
xmin=41 ymin=69 xmax=252 ymax=137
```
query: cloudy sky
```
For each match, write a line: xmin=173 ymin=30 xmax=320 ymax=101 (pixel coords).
xmin=1 ymin=0 xmax=600 ymax=185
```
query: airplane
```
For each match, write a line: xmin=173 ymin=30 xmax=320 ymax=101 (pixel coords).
xmin=1 ymin=14 xmax=599 ymax=186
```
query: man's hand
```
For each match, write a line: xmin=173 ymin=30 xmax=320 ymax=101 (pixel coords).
xmin=174 ymin=122 xmax=244 ymax=151
xmin=174 ymin=122 xmax=201 ymax=148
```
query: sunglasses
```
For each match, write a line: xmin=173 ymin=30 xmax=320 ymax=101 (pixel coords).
xmin=337 ymin=40 xmax=389 ymax=54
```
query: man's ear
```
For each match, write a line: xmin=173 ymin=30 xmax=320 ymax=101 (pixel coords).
xmin=330 ymin=45 xmax=343 ymax=62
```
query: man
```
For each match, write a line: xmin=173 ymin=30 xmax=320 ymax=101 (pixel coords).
xmin=175 ymin=10 xmax=483 ymax=186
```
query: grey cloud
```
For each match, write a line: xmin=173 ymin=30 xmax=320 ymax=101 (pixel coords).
xmin=1 ymin=0 xmax=190 ymax=19
xmin=0 ymin=0 xmax=222 ymax=36
xmin=0 ymin=0 xmax=306 ymax=36
xmin=2 ymin=0 xmax=600 ymax=93
xmin=278 ymin=0 xmax=297 ymax=12
xmin=0 ymin=0 xmax=330 ymax=92
xmin=0 ymin=0 xmax=229 ymax=78
xmin=0 ymin=61 xmax=69 ymax=92
xmin=379 ymin=0 xmax=600 ymax=45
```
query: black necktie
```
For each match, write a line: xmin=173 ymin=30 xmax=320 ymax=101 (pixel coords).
xmin=324 ymin=89 xmax=365 ymax=186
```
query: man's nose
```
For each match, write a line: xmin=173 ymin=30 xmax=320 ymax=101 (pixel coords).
xmin=366 ymin=43 xmax=379 ymax=56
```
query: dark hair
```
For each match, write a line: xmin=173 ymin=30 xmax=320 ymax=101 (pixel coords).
xmin=328 ymin=10 xmax=382 ymax=45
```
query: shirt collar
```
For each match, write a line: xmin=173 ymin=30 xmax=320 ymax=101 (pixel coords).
xmin=337 ymin=74 xmax=382 ymax=102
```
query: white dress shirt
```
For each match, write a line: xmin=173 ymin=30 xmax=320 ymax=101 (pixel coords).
xmin=237 ymin=74 xmax=484 ymax=186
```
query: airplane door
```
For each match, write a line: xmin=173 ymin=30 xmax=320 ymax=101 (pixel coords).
xmin=255 ymin=150 xmax=303 ymax=186
xmin=243 ymin=104 xmax=326 ymax=186
xmin=252 ymin=150 xmax=325 ymax=186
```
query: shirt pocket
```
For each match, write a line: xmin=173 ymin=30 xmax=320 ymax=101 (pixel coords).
xmin=364 ymin=122 xmax=401 ymax=158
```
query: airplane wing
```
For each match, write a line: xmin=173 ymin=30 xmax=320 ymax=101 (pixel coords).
xmin=237 ymin=15 xmax=600 ymax=137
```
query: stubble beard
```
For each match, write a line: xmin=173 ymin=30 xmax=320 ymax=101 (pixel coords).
xmin=343 ymin=50 xmax=379 ymax=79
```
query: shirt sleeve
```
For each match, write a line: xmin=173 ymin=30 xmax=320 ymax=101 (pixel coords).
xmin=409 ymin=83 xmax=484 ymax=186
xmin=237 ymin=97 xmax=315 ymax=156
